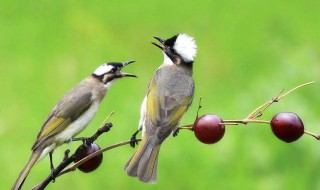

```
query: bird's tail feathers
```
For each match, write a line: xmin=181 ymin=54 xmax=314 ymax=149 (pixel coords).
xmin=12 ymin=151 xmax=41 ymax=190
xmin=124 ymin=137 xmax=160 ymax=183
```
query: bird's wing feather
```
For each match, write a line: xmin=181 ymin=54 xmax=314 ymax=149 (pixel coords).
xmin=144 ymin=68 xmax=194 ymax=139
xmin=32 ymin=87 xmax=93 ymax=150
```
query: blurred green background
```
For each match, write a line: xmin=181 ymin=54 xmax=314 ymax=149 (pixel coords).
xmin=1 ymin=0 xmax=319 ymax=189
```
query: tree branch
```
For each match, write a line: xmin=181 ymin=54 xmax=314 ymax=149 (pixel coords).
xmin=32 ymin=123 xmax=113 ymax=190
xmin=59 ymin=138 xmax=141 ymax=176
xmin=30 ymin=81 xmax=316 ymax=189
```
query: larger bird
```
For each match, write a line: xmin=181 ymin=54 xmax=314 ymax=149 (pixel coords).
xmin=13 ymin=61 xmax=136 ymax=190
xmin=124 ymin=34 xmax=197 ymax=183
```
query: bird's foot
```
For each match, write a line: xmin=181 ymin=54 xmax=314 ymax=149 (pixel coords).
xmin=50 ymin=169 xmax=56 ymax=183
xmin=130 ymin=130 xmax=140 ymax=148
xmin=49 ymin=152 xmax=56 ymax=183
xmin=173 ymin=128 xmax=180 ymax=137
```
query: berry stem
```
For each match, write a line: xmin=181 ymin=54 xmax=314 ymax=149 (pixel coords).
xmin=179 ymin=125 xmax=194 ymax=130
xmin=223 ymin=119 xmax=271 ymax=125
xmin=304 ymin=130 xmax=320 ymax=140
xmin=196 ymin=97 xmax=202 ymax=120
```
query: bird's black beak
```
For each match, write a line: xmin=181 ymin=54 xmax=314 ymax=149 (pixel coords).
xmin=152 ymin=36 xmax=165 ymax=50
xmin=119 ymin=60 xmax=137 ymax=78
xmin=122 ymin=60 xmax=135 ymax=67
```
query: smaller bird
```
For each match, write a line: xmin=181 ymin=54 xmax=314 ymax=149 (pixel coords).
xmin=13 ymin=60 xmax=136 ymax=190
xmin=124 ymin=34 xmax=197 ymax=183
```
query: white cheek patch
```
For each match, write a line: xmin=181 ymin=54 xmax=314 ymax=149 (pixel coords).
xmin=173 ymin=34 xmax=197 ymax=62
xmin=163 ymin=51 xmax=174 ymax=65
xmin=93 ymin=64 xmax=113 ymax=76
xmin=104 ymin=79 xmax=116 ymax=89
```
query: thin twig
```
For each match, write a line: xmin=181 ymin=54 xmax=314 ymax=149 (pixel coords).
xmin=304 ymin=131 xmax=320 ymax=140
xmin=278 ymin=81 xmax=315 ymax=100
xmin=246 ymin=81 xmax=315 ymax=119
xmin=196 ymin=97 xmax=202 ymax=119
xmin=223 ymin=119 xmax=271 ymax=125
xmin=246 ymin=90 xmax=283 ymax=119
xmin=178 ymin=125 xmax=194 ymax=130
xmin=99 ymin=110 xmax=115 ymax=128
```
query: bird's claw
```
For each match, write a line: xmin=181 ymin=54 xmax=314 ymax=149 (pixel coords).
xmin=130 ymin=135 xmax=139 ymax=148
xmin=50 ymin=170 xmax=56 ymax=183
xmin=173 ymin=128 xmax=180 ymax=137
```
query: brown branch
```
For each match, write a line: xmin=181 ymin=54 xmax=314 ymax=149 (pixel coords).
xmin=32 ymin=150 xmax=76 ymax=190
xmin=33 ymin=137 xmax=142 ymax=189
xmin=59 ymin=138 xmax=142 ymax=176
xmin=32 ymin=123 xmax=113 ymax=190
xmin=30 ymin=81 xmax=316 ymax=189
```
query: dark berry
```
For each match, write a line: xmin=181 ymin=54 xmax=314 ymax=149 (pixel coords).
xmin=74 ymin=143 xmax=103 ymax=173
xmin=270 ymin=112 xmax=304 ymax=143
xmin=194 ymin=114 xmax=225 ymax=144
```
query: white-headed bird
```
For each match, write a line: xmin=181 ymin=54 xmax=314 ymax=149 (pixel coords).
xmin=124 ymin=34 xmax=197 ymax=183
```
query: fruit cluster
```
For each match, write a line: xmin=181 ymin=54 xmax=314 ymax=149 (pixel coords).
xmin=193 ymin=112 xmax=305 ymax=144
xmin=190 ymin=82 xmax=316 ymax=144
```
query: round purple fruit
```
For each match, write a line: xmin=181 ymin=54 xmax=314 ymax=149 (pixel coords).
xmin=74 ymin=143 xmax=103 ymax=173
xmin=270 ymin=112 xmax=304 ymax=143
xmin=194 ymin=114 xmax=225 ymax=144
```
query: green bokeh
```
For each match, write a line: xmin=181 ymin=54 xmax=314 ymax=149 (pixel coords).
xmin=1 ymin=0 xmax=319 ymax=189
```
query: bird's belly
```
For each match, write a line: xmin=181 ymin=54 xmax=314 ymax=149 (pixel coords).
xmin=55 ymin=102 xmax=100 ymax=145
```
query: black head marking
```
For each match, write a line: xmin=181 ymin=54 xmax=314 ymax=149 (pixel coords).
xmin=164 ymin=34 xmax=179 ymax=47
xmin=107 ymin=62 xmax=123 ymax=68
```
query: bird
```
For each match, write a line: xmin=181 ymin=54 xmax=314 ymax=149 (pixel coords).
xmin=124 ymin=33 xmax=197 ymax=183
xmin=12 ymin=60 xmax=136 ymax=190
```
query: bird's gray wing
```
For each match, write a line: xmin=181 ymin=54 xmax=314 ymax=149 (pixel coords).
xmin=32 ymin=84 xmax=93 ymax=150
xmin=144 ymin=67 xmax=194 ymax=140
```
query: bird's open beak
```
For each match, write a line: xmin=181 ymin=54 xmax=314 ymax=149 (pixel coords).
xmin=152 ymin=36 xmax=165 ymax=50
xmin=120 ymin=60 xmax=137 ymax=78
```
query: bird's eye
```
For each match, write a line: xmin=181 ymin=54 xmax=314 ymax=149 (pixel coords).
xmin=112 ymin=67 xmax=117 ymax=72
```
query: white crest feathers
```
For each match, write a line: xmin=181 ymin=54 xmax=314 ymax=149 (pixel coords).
xmin=93 ymin=64 xmax=113 ymax=76
xmin=173 ymin=34 xmax=197 ymax=62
